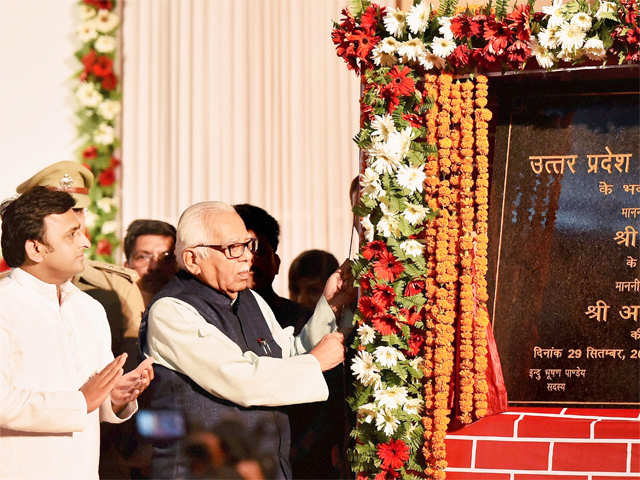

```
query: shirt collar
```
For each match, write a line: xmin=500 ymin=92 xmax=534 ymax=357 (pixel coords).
xmin=176 ymin=269 xmax=241 ymax=312
xmin=10 ymin=267 xmax=78 ymax=305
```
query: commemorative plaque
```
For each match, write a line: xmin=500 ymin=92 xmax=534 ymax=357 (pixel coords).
xmin=487 ymin=68 xmax=640 ymax=406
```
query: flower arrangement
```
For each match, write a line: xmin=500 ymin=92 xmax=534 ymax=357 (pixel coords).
xmin=334 ymin=0 xmax=636 ymax=478
xmin=74 ymin=0 xmax=122 ymax=262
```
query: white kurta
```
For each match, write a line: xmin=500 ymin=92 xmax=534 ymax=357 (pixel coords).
xmin=145 ymin=290 xmax=338 ymax=407
xmin=0 ymin=268 xmax=136 ymax=480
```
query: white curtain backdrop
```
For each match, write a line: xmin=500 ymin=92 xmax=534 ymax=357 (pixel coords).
xmin=121 ymin=0 xmax=397 ymax=295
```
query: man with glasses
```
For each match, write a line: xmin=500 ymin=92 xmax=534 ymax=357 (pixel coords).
xmin=139 ymin=201 xmax=354 ymax=479
xmin=124 ymin=219 xmax=178 ymax=307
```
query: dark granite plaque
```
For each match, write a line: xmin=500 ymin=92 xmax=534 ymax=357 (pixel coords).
xmin=487 ymin=68 xmax=640 ymax=406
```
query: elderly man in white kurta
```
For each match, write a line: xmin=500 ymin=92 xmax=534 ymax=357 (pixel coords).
xmin=0 ymin=186 xmax=153 ymax=479
xmin=140 ymin=201 xmax=350 ymax=479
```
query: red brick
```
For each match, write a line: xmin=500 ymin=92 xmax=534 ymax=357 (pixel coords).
xmin=563 ymin=408 xmax=640 ymax=418
xmin=594 ymin=420 xmax=640 ymax=439
xmin=444 ymin=439 xmax=473 ymax=468
xmin=447 ymin=414 xmax=518 ymax=437
xmin=475 ymin=440 xmax=549 ymax=470
xmin=509 ymin=407 xmax=565 ymax=414
xmin=631 ymin=443 xmax=640 ymax=472
xmin=446 ymin=472 xmax=510 ymax=480
xmin=593 ymin=477 xmax=640 ymax=480
xmin=553 ymin=442 xmax=627 ymax=472
xmin=517 ymin=416 xmax=591 ymax=439
xmin=515 ymin=475 xmax=587 ymax=480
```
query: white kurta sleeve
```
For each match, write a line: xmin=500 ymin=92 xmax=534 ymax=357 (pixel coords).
xmin=0 ymin=325 xmax=88 ymax=433
xmin=145 ymin=297 xmax=329 ymax=408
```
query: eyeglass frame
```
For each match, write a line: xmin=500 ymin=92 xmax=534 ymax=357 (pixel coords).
xmin=191 ymin=237 xmax=258 ymax=260
xmin=130 ymin=250 xmax=175 ymax=265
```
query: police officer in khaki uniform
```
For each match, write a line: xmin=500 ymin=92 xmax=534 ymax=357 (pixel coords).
xmin=11 ymin=161 xmax=147 ymax=478
xmin=13 ymin=161 xmax=145 ymax=368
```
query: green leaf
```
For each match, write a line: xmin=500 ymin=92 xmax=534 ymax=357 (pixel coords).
xmin=349 ymin=0 xmax=371 ymax=17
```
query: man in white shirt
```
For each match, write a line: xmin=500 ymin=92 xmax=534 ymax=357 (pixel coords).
xmin=0 ymin=186 xmax=154 ymax=480
xmin=140 ymin=201 xmax=352 ymax=479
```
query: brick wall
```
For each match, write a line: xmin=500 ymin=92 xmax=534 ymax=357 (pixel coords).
xmin=445 ymin=408 xmax=640 ymax=479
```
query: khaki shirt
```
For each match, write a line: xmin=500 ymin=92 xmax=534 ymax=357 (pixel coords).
xmin=74 ymin=260 xmax=145 ymax=370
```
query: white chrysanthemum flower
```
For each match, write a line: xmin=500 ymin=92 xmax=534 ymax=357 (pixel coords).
xmin=538 ymin=28 xmax=561 ymax=50
xmin=371 ymin=114 xmax=396 ymax=141
xmin=360 ymin=167 xmax=380 ymax=189
xmin=361 ymin=179 xmax=385 ymax=201
xmin=383 ymin=8 xmax=407 ymax=38
xmin=403 ymin=203 xmax=429 ymax=225
xmin=557 ymin=47 xmax=576 ymax=62
xmin=358 ymin=403 xmax=377 ymax=423
xmin=372 ymin=46 xmax=397 ymax=67
xmin=409 ymin=357 xmax=425 ymax=371
xmin=97 ymin=197 xmax=115 ymax=213
xmin=378 ymin=36 xmax=402 ymax=54
xmin=398 ymin=37 xmax=426 ymax=62
xmin=358 ymin=325 xmax=376 ymax=346
xmin=85 ymin=209 xmax=99 ymax=229
xmin=530 ymin=38 xmax=556 ymax=68
xmin=570 ymin=12 xmax=592 ymax=31
xmin=361 ymin=215 xmax=375 ymax=242
xmin=438 ymin=16 xmax=454 ymax=39
xmin=76 ymin=82 xmax=102 ymax=108
xmin=94 ymin=123 xmax=115 ymax=145
xmin=595 ymin=1 xmax=616 ymax=20
xmin=101 ymin=220 xmax=117 ymax=235
xmin=543 ymin=0 xmax=565 ymax=28
xmin=419 ymin=51 xmax=446 ymax=71
xmin=370 ymin=133 xmax=408 ymax=174
xmin=403 ymin=397 xmax=423 ymax=415
xmin=374 ymin=385 xmax=408 ymax=410
xmin=583 ymin=37 xmax=606 ymax=60
xmin=377 ymin=202 xmax=401 ymax=238
xmin=95 ymin=35 xmax=116 ymax=53
xmin=548 ymin=13 xmax=566 ymax=28
xmin=559 ymin=22 xmax=586 ymax=51
xmin=78 ymin=4 xmax=97 ymax=20
xmin=376 ymin=409 xmax=400 ymax=436
xmin=397 ymin=165 xmax=426 ymax=193
xmin=400 ymin=239 xmax=424 ymax=258
xmin=374 ymin=346 xmax=406 ymax=368
xmin=351 ymin=351 xmax=380 ymax=387
xmin=431 ymin=36 xmax=456 ymax=58
xmin=407 ymin=1 xmax=430 ymax=35
xmin=97 ymin=99 xmax=121 ymax=121
xmin=77 ymin=21 xmax=98 ymax=42
xmin=95 ymin=9 xmax=119 ymax=33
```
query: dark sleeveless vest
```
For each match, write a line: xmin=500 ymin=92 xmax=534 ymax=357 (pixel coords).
xmin=139 ymin=270 xmax=291 ymax=479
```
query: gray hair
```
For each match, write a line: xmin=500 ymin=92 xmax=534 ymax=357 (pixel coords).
xmin=175 ymin=201 xmax=235 ymax=270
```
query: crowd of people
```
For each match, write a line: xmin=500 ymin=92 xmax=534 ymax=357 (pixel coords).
xmin=0 ymin=161 xmax=357 ymax=479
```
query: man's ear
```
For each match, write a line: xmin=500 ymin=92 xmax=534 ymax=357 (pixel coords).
xmin=275 ymin=253 xmax=281 ymax=275
xmin=24 ymin=239 xmax=46 ymax=264
xmin=182 ymin=249 xmax=201 ymax=276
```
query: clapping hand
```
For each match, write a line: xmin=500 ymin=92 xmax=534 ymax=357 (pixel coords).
xmin=80 ymin=353 xmax=127 ymax=413
xmin=110 ymin=357 xmax=154 ymax=414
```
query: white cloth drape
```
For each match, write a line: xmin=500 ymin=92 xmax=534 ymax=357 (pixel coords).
xmin=121 ymin=0 xmax=394 ymax=295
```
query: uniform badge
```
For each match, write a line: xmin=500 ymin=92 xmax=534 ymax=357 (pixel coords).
xmin=59 ymin=173 xmax=74 ymax=190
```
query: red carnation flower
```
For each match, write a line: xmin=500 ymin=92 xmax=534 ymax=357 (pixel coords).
xmin=374 ymin=250 xmax=404 ymax=282
xmin=84 ymin=0 xmax=113 ymax=11
xmin=348 ymin=29 xmax=379 ymax=59
xmin=82 ymin=50 xmax=98 ymax=69
xmin=92 ymin=56 xmax=113 ymax=77
xmin=387 ymin=66 xmax=415 ymax=96
xmin=377 ymin=439 xmax=410 ymax=470
xmin=359 ymin=271 xmax=374 ymax=292
xmin=380 ymin=85 xmax=401 ymax=114
xmin=96 ymin=238 xmax=112 ymax=256
xmin=360 ymin=4 xmax=385 ymax=30
xmin=358 ymin=296 xmax=384 ymax=318
xmin=98 ymin=167 xmax=116 ymax=186
xmin=404 ymin=278 xmax=425 ymax=296
xmin=406 ymin=330 xmax=425 ymax=357
xmin=372 ymin=284 xmax=395 ymax=309
xmin=372 ymin=313 xmax=400 ymax=336
xmin=83 ymin=146 xmax=98 ymax=159
xmin=0 ymin=258 xmax=9 ymax=272
xmin=362 ymin=240 xmax=387 ymax=261
xmin=450 ymin=14 xmax=482 ymax=39
xmin=101 ymin=73 xmax=118 ymax=91
xmin=448 ymin=44 xmax=471 ymax=69
xmin=110 ymin=156 xmax=121 ymax=167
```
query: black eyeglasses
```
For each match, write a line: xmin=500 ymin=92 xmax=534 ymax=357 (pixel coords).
xmin=193 ymin=238 xmax=258 ymax=259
